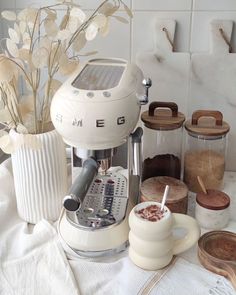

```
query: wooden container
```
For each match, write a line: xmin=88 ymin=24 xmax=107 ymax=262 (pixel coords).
xmin=195 ymin=189 xmax=230 ymax=229
xmin=198 ymin=231 xmax=236 ymax=289
xmin=140 ymin=176 xmax=188 ymax=214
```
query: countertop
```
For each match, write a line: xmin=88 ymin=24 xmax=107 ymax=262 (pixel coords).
xmin=0 ymin=159 xmax=236 ymax=295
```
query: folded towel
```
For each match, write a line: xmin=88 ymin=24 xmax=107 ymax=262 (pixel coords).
xmin=69 ymin=254 xmax=236 ymax=295
xmin=0 ymin=220 xmax=79 ymax=295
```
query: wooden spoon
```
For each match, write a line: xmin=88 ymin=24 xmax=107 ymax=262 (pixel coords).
xmin=197 ymin=176 xmax=207 ymax=194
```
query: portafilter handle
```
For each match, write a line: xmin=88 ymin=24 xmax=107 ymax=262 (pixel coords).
xmin=63 ymin=158 xmax=98 ymax=211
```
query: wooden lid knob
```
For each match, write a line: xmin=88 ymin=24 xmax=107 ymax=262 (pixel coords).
xmin=141 ymin=101 xmax=185 ymax=130
xmin=185 ymin=110 xmax=230 ymax=137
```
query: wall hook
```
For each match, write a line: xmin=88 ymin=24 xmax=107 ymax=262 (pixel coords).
xmin=210 ymin=20 xmax=233 ymax=54
xmin=154 ymin=19 xmax=176 ymax=54
xmin=219 ymin=28 xmax=233 ymax=53
xmin=162 ymin=27 xmax=175 ymax=52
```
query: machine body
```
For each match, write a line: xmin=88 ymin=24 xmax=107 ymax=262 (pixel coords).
xmin=51 ymin=58 xmax=151 ymax=257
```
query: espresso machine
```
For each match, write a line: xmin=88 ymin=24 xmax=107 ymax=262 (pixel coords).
xmin=51 ymin=58 xmax=151 ymax=257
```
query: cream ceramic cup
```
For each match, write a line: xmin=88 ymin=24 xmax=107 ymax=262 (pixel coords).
xmin=128 ymin=201 xmax=200 ymax=270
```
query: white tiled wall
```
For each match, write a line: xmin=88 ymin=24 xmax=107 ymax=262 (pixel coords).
xmin=1 ymin=0 xmax=236 ymax=170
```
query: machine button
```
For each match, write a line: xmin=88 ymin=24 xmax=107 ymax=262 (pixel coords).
xmin=107 ymin=179 xmax=114 ymax=184
xmin=97 ymin=209 xmax=109 ymax=216
xmin=103 ymin=91 xmax=111 ymax=97
xmin=87 ymin=92 xmax=94 ymax=98
xmin=94 ymin=179 xmax=102 ymax=183
xmin=73 ymin=90 xmax=79 ymax=95
xmin=83 ymin=207 xmax=94 ymax=214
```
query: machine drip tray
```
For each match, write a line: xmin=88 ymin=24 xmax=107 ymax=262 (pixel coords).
xmin=68 ymin=241 xmax=129 ymax=260
xmin=67 ymin=172 xmax=128 ymax=229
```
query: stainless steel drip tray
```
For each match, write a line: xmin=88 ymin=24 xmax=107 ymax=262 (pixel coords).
xmin=69 ymin=241 xmax=129 ymax=260
xmin=66 ymin=172 xmax=128 ymax=230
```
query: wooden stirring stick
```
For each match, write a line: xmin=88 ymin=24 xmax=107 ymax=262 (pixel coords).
xmin=197 ymin=176 xmax=207 ymax=194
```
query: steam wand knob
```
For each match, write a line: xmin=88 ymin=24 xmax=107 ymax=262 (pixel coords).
xmin=63 ymin=194 xmax=81 ymax=212
xmin=139 ymin=78 xmax=152 ymax=105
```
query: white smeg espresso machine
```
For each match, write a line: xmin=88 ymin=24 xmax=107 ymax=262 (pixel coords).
xmin=51 ymin=58 xmax=151 ymax=257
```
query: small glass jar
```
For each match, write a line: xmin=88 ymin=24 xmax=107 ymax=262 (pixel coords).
xmin=141 ymin=102 xmax=185 ymax=181
xmin=195 ymin=189 xmax=230 ymax=229
xmin=184 ymin=110 xmax=230 ymax=193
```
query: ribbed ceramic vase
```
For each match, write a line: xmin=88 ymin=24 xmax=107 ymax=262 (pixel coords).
xmin=10 ymin=129 xmax=68 ymax=224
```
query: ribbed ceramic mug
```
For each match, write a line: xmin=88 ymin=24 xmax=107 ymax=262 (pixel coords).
xmin=129 ymin=201 xmax=200 ymax=270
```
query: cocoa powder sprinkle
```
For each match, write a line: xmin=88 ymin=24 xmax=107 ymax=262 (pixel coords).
xmin=135 ymin=205 xmax=167 ymax=222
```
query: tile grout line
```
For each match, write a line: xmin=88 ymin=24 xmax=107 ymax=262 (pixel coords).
xmin=126 ymin=9 xmax=236 ymax=12
xmin=130 ymin=0 xmax=133 ymax=61
xmin=189 ymin=0 xmax=194 ymax=53
xmin=186 ymin=0 xmax=194 ymax=116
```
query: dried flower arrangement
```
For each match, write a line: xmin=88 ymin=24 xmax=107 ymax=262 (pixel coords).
xmin=0 ymin=0 xmax=132 ymax=153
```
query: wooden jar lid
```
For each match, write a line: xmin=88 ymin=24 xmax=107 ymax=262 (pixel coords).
xmin=141 ymin=101 xmax=185 ymax=130
xmin=185 ymin=110 xmax=230 ymax=137
xmin=141 ymin=176 xmax=188 ymax=204
xmin=196 ymin=189 xmax=230 ymax=210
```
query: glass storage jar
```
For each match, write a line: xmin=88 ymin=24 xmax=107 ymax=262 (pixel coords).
xmin=141 ymin=101 xmax=185 ymax=181
xmin=184 ymin=110 xmax=230 ymax=193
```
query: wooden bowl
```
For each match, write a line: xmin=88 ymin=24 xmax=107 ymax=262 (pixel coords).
xmin=198 ymin=231 xmax=236 ymax=289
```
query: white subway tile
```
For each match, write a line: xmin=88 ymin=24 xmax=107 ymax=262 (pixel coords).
xmin=1 ymin=19 xmax=11 ymax=40
xmin=80 ymin=12 xmax=130 ymax=60
xmin=132 ymin=0 xmax=192 ymax=11
xmin=78 ymin=0 xmax=131 ymax=10
xmin=193 ymin=0 xmax=236 ymax=11
xmin=0 ymin=0 xmax=15 ymax=10
xmin=14 ymin=0 xmax=76 ymax=9
xmin=15 ymin=0 xmax=130 ymax=10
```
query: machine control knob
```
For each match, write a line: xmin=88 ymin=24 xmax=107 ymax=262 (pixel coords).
xmin=143 ymin=78 xmax=152 ymax=88
xmin=73 ymin=90 xmax=79 ymax=95
xmin=103 ymin=91 xmax=111 ymax=97
xmin=138 ymin=78 xmax=152 ymax=105
xmin=63 ymin=194 xmax=81 ymax=211
xmin=87 ymin=91 xmax=94 ymax=98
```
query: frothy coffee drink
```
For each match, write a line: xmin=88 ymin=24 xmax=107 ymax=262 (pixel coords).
xmin=135 ymin=204 xmax=167 ymax=222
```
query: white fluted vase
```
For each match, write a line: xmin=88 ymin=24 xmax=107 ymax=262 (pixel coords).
xmin=10 ymin=129 xmax=68 ymax=224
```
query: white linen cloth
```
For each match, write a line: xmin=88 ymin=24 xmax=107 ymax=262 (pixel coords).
xmin=69 ymin=255 xmax=236 ymax=295
xmin=0 ymin=160 xmax=79 ymax=295
xmin=0 ymin=158 xmax=236 ymax=295
xmin=0 ymin=221 xmax=79 ymax=295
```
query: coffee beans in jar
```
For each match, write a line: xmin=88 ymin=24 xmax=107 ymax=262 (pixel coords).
xmin=141 ymin=101 xmax=185 ymax=181
xmin=142 ymin=154 xmax=181 ymax=181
